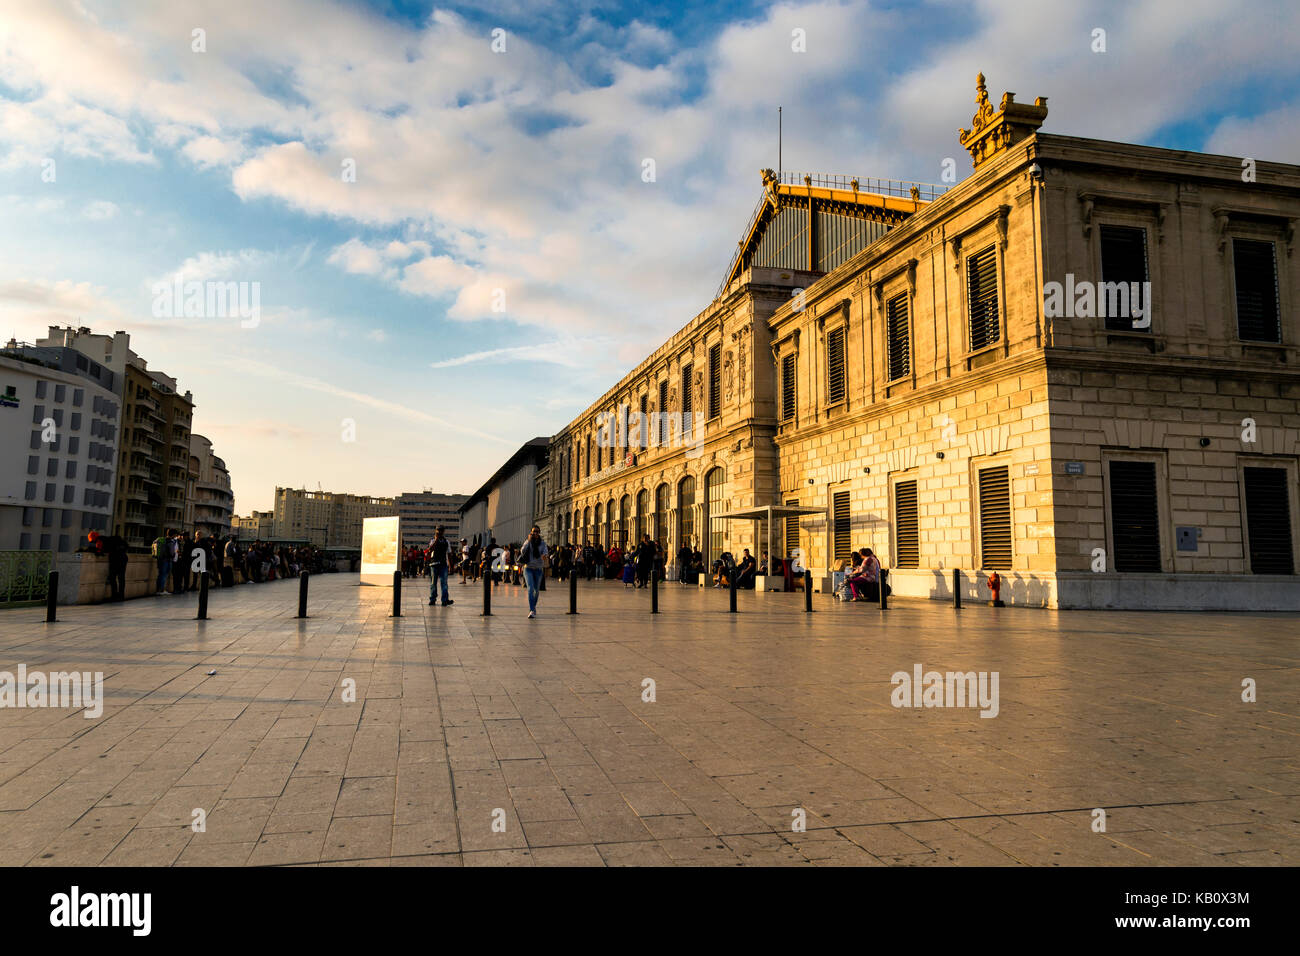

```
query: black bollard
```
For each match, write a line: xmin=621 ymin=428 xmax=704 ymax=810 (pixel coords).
xmin=879 ymin=568 xmax=888 ymax=611
xmin=481 ymin=568 xmax=492 ymax=616
xmin=650 ymin=568 xmax=658 ymax=614
xmin=392 ymin=570 xmax=401 ymax=617
xmin=729 ymin=566 xmax=737 ymax=613
xmin=953 ymin=569 xmax=961 ymax=610
xmin=197 ymin=572 xmax=209 ymax=620
xmin=567 ymin=568 xmax=578 ymax=615
xmin=804 ymin=569 xmax=813 ymax=613
xmin=46 ymin=570 xmax=58 ymax=622
xmin=297 ymin=572 xmax=309 ymax=618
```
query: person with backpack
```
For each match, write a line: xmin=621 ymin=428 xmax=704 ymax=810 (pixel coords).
xmin=519 ymin=525 xmax=549 ymax=619
xmin=427 ymin=525 xmax=454 ymax=606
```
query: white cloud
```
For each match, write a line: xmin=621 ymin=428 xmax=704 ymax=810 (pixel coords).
xmin=82 ymin=199 xmax=118 ymax=220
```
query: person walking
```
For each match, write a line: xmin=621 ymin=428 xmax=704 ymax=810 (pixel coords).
xmin=104 ymin=531 xmax=128 ymax=601
xmin=427 ymin=525 xmax=454 ymax=606
xmin=634 ymin=534 xmax=655 ymax=589
xmin=519 ymin=525 xmax=549 ymax=619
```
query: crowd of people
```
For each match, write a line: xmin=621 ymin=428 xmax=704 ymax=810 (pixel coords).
xmin=83 ymin=529 xmax=332 ymax=601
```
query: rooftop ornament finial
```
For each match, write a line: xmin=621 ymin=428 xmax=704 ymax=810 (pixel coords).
xmin=958 ymin=72 xmax=1048 ymax=170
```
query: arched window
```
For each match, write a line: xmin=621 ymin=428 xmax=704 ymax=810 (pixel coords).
xmin=635 ymin=488 xmax=648 ymax=542
xmin=583 ymin=506 xmax=591 ymax=542
xmin=704 ymin=467 xmax=725 ymax=564
xmin=606 ymin=498 xmax=615 ymax=548
xmin=619 ymin=494 xmax=631 ymax=546
xmin=678 ymin=475 xmax=696 ymax=549
xmin=594 ymin=502 xmax=603 ymax=546
xmin=654 ymin=483 xmax=669 ymax=544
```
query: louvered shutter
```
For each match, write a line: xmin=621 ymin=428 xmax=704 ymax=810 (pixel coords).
xmin=708 ymin=345 xmax=721 ymax=419
xmin=887 ymin=293 xmax=910 ymax=380
xmin=966 ymin=246 xmax=1000 ymax=351
xmin=784 ymin=498 xmax=799 ymax=557
xmin=1233 ymin=239 xmax=1281 ymax=343
xmin=978 ymin=466 xmax=1012 ymax=569
xmin=1109 ymin=460 xmax=1161 ymax=571
xmin=894 ymin=480 xmax=919 ymax=568
xmin=658 ymin=380 xmax=668 ymax=445
xmin=781 ymin=353 xmax=796 ymax=422
xmin=833 ymin=490 xmax=851 ymax=561
xmin=827 ymin=327 xmax=846 ymax=404
xmin=1244 ymin=467 xmax=1294 ymax=574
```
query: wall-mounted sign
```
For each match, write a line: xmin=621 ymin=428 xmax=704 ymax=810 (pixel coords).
xmin=1064 ymin=461 xmax=1085 ymax=475
xmin=1024 ymin=463 xmax=1039 ymax=475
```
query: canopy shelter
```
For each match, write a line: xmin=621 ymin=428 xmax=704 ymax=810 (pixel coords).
xmin=723 ymin=504 xmax=826 ymax=573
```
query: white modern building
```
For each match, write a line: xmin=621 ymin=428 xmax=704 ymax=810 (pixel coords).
xmin=0 ymin=344 xmax=121 ymax=552
xmin=188 ymin=433 xmax=234 ymax=539
xmin=458 ymin=438 xmax=550 ymax=548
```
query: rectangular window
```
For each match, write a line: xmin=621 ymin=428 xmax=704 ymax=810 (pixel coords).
xmin=781 ymin=353 xmax=796 ymax=423
xmin=966 ymin=245 xmax=1000 ymax=351
xmin=1243 ymin=467 xmax=1294 ymax=574
xmin=832 ymin=490 xmax=852 ymax=562
xmin=25 ymin=481 xmax=36 ymax=501
xmin=27 ymin=455 xmax=38 ymax=475
xmin=35 ymin=381 xmax=47 ymax=399
xmin=784 ymin=498 xmax=799 ymax=558
xmin=681 ymin=363 xmax=693 ymax=437
xmin=1108 ymin=460 xmax=1161 ymax=571
xmin=46 ymin=458 xmax=58 ymax=477
xmin=658 ymin=380 xmax=668 ymax=444
xmin=826 ymin=327 xmax=846 ymax=405
xmin=63 ymin=485 xmax=74 ymax=504
xmin=978 ymin=466 xmax=1012 ymax=569
xmin=639 ymin=394 xmax=648 ymax=449
xmin=66 ymin=461 xmax=76 ymax=479
xmin=68 ymin=437 xmax=79 ymax=455
xmin=894 ymin=480 xmax=919 ymax=568
xmin=886 ymin=293 xmax=910 ymax=380
xmin=54 ymin=384 xmax=65 ymax=402
xmin=70 ymin=412 xmax=81 ymax=431
xmin=44 ymin=483 xmax=56 ymax=502
xmin=1233 ymin=238 xmax=1281 ymax=343
xmin=33 ymin=404 xmax=45 ymax=425
xmin=1099 ymin=225 xmax=1149 ymax=331
xmin=73 ymin=388 xmax=83 ymax=406
xmin=708 ymin=344 xmax=721 ymax=419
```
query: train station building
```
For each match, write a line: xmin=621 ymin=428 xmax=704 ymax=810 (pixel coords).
xmin=541 ymin=75 xmax=1300 ymax=610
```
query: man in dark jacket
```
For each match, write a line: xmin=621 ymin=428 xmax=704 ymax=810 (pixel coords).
xmin=634 ymin=534 xmax=655 ymax=588
xmin=428 ymin=526 xmax=454 ymax=606
xmin=103 ymin=532 xmax=129 ymax=601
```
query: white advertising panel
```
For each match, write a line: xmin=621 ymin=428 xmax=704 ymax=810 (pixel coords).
xmin=360 ymin=515 xmax=401 ymax=586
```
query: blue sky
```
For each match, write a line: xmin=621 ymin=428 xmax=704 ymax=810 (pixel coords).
xmin=1 ymin=0 xmax=1297 ymax=513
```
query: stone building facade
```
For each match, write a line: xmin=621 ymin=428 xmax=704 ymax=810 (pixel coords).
xmin=545 ymin=75 xmax=1300 ymax=609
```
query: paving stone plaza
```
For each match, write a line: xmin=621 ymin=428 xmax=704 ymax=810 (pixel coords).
xmin=0 ymin=575 xmax=1295 ymax=867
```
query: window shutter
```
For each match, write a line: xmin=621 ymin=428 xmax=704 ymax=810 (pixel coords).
xmin=894 ymin=480 xmax=919 ymax=568
xmin=658 ymin=380 xmax=668 ymax=445
xmin=1243 ymin=467 xmax=1294 ymax=574
xmin=966 ymin=245 xmax=1000 ymax=351
xmin=832 ymin=490 xmax=851 ymax=561
xmin=1099 ymin=225 xmax=1149 ymax=331
xmin=639 ymin=394 xmax=648 ymax=449
xmin=781 ymin=353 xmax=796 ymax=422
xmin=1108 ymin=460 xmax=1161 ymax=571
xmin=784 ymin=498 xmax=799 ymax=557
xmin=978 ymin=466 xmax=1012 ymax=569
xmin=708 ymin=345 xmax=721 ymax=419
xmin=826 ymin=328 xmax=846 ymax=404
xmin=1233 ymin=239 xmax=1281 ymax=343
xmin=886 ymin=293 xmax=910 ymax=380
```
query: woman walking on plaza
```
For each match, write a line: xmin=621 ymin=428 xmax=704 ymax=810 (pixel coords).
xmin=519 ymin=525 xmax=549 ymax=619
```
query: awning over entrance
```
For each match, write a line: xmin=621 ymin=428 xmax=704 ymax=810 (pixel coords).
xmin=723 ymin=504 xmax=825 ymax=569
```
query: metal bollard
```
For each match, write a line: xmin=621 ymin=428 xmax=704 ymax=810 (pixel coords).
xmin=297 ymin=572 xmax=309 ymax=618
xmin=953 ymin=568 xmax=961 ymax=610
xmin=46 ymin=570 xmax=58 ymax=622
xmin=729 ymin=566 xmax=737 ymax=613
xmin=650 ymin=568 xmax=658 ymax=614
xmin=197 ymin=572 xmax=209 ymax=620
xmin=567 ymin=569 xmax=578 ymax=615
xmin=392 ymin=570 xmax=401 ymax=617
xmin=804 ymin=569 xmax=813 ymax=613
xmin=878 ymin=568 xmax=888 ymax=611
xmin=481 ymin=568 xmax=491 ymax=616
